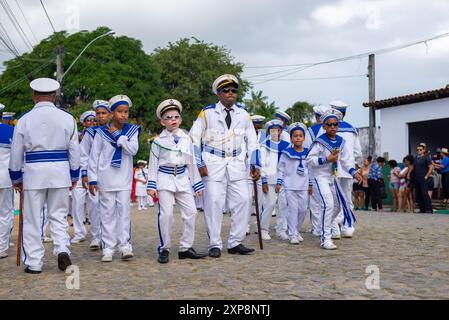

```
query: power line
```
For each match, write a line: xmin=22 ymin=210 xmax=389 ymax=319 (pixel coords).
xmin=251 ymin=74 xmax=366 ymax=82
xmin=0 ymin=22 xmax=20 ymax=57
xmin=0 ymin=0 xmax=33 ymax=51
xmin=39 ymin=0 xmax=56 ymax=33
xmin=14 ymin=0 xmax=39 ymax=44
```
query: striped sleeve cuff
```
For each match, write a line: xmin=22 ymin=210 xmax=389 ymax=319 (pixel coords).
xmin=277 ymin=179 xmax=284 ymax=186
xmin=89 ymin=181 xmax=97 ymax=186
xmin=309 ymin=180 xmax=313 ymax=186
xmin=318 ymin=157 xmax=328 ymax=165
xmin=9 ymin=170 xmax=23 ymax=184
xmin=147 ymin=180 xmax=157 ymax=191
xmin=81 ymin=170 xmax=88 ymax=178
xmin=349 ymin=168 xmax=356 ymax=177
xmin=262 ymin=177 xmax=268 ymax=185
xmin=192 ymin=181 xmax=205 ymax=193
xmin=197 ymin=161 xmax=206 ymax=168
xmin=70 ymin=168 xmax=80 ymax=182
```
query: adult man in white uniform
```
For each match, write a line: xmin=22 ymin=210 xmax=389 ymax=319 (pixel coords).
xmin=190 ymin=74 xmax=260 ymax=257
xmin=9 ymin=78 xmax=80 ymax=274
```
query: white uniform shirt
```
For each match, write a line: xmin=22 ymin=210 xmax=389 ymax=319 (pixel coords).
xmin=335 ymin=121 xmax=362 ymax=179
xmin=88 ymin=124 xmax=139 ymax=192
xmin=189 ymin=102 xmax=260 ymax=182
xmin=147 ymin=129 xmax=204 ymax=194
xmin=260 ymin=139 xmax=290 ymax=185
xmin=0 ymin=123 xmax=14 ymax=188
xmin=9 ymin=102 xmax=80 ymax=190
xmin=277 ymin=147 xmax=311 ymax=191
xmin=79 ymin=127 xmax=96 ymax=179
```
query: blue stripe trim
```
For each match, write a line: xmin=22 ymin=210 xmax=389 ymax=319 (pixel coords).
xmin=147 ymin=180 xmax=157 ymax=190
xmin=314 ymin=179 xmax=327 ymax=246
xmin=349 ymin=168 xmax=356 ymax=177
xmin=0 ymin=143 xmax=11 ymax=149
xmin=70 ymin=168 xmax=80 ymax=182
xmin=204 ymin=145 xmax=242 ymax=158
xmin=277 ymin=179 xmax=284 ymax=185
xmin=21 ymin=192 xmax=27 ymax=266
xmin=25 ymin=150 xmax=69 ymax=163
xmin=158 ymin=166 xmax=186 ymax=175
xmin=89 ymin=181 xmax=97 ymax=186
xmin=262 ymin=177 xmax=268 ymax=185
xmin=192 ymin=181 xmax=205 ymax=192
xmin=9 ymin=170 xmax=23 ymax=184
xmin=157 ymin=203 xmax=164 ymax=254
xmin=111 ymin=100 xmax=130 ymax=111
xmin=81 ymin=170 xmax=88 ymax=178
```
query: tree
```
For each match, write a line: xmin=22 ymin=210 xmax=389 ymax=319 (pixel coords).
xmin=0 ymin=26 xmax=164 ymax=129
xmin=285 ymin=101 xmax=316 ymax=126
xmin=150 ymin=38 xmax=249 ymax=128
xmin=243 ymin=90 xmax=277 ymax=119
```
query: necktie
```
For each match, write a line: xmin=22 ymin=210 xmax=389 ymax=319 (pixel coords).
xmin=225 ymin=109 xmax=232 ymax=129
xmin=173 ymin=134 xmax=179 ymax=144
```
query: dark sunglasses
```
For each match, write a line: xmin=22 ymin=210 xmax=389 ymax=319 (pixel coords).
xmin=220 ymin=88 xmax=238 ymax=94
xmin=325 ymin=122 xmax=339 ymax=127
xmin=163 ymin=115 xmax=181 ymax=121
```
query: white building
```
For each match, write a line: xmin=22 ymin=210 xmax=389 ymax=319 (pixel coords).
xmin=364 ymin=86 xmax=449 ymax=162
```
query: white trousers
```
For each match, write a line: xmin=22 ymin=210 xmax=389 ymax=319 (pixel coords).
xmin=275 ymin=189 xmax=288 ymax=235
xmin=247 ymin=180 xmax=262 ymax=232
xmin=22 ymin=188 xmax=71 ymax=272
xmin=286 ymin=190 xmax=308 ymax=238
xmin=40 ymin=204 xmax=50 ymax=239
xmin=203 ymin=178 xmax=250 ymax=250
xmin=337 ymin=177 xmax=356 ymax=234
xmin=314 ymin=179 xmax=341 ymax=246
xmin=157 ymin=190 xmax=197 ymax=253
xmin=309 ymin=182 xmax=322 ymax=234
xmin=88 ymin=192 xmax=101 ymax=241
xmin=0 ymin=188 xmax=14 ymax=253
xmin=137 ymin=196 xmax=147 ymax=209
xmin=99 ymin=190 xmax=132 ymax=255
xmin=260 ymin=184 xmax=277 ymax=232
xmin=71 ymin=187 xmax=87 ymax=239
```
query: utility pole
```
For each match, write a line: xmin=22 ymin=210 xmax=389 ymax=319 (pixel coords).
xmin=368 ymin=54 xmax=376 ymax=157
xmin=55 ymin=45 xmax=63 ymax=107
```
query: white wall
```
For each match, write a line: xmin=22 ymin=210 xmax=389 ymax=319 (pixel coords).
xmin=380 ymin=97 xmax=449 ymax=161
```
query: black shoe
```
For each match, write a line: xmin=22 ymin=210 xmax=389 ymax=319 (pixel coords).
xmin=57 ymin=252 xmax=72 ymax=271
xmin=208 ymin=247 xmax=221 ymax=258
xmin=24 ymin=267 xmax=42 ymax=274
xmin=228 ymin=244 xmax=255 ymax=255
xmin=178 ymin=248 xmax=208 ymax=260
xmin=158 ymin=250 xmax=169 ymax=264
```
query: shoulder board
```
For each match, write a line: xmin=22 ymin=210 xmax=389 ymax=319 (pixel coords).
xmin=203 ymin=104 xmax=216 ymax=111
xmin=236 ymin=104 xmax=246 ymax=110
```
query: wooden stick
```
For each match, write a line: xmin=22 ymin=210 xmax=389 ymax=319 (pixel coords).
xmin=16 ymin=190 xmax=22 ymax=267
xmin=253 ymin=180 xmax=263 ymax=250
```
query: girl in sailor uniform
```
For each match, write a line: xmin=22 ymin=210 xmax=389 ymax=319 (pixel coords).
xmin=134 ymin=160 xmax=149 ymax=210
xmin=276 ymin=122 xmax=312 ymax=244
xmin=147 ymin=99 xmax=207 ymax=264
xmin=259 ymin=119 xmax=290 ymax=241
xmin=88 ymin=95 xmax=140 ymax=262
xmin=306 ymin=109 xmax=362 ymax=250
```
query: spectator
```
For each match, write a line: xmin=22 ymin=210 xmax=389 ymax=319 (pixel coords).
xmin=398 ymin=155 xmax=414 ymax=213
xmin=353 ymin=164 xmax=365 ymax=210
xmin=413 ymin=143 xmax=434 ymax=213
xmin=361 ymin=156 xmax=371 ymax=210
xmin=368 ymin=156 xmax=386 ymax=212
xmin=388 ymin=160 xmax=401 ymax=212
xmin=434 ymin=148 xmax=449 ymax=204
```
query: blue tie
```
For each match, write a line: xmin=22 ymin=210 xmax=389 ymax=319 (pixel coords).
xmin=173 ymin=135 xmax=179 ymax=144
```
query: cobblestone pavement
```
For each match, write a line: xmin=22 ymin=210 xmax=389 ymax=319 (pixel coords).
xmin=1 ymin=205 xmax=448 ymax=300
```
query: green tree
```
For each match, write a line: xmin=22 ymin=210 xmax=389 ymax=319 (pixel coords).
xmin=285 ymin=101 xmax=315 ymax=126
xmin=243 ymin=90 xmax=277 ymax=119
xmin=150 ymin=37 xmax=249 ymax=128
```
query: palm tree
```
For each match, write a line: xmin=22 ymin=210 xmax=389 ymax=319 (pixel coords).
xmin=244 ymin=90 xmax=277 ymax=119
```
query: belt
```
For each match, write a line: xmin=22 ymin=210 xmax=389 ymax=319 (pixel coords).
xmin=204 ymin=145 xmax=242 ymax=158
xmin=158 ymin=165 xmax=186 ymax=176
xmin=25 ymin=150 xmax=69 ymax=163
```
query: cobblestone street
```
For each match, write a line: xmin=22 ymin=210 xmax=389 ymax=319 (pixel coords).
xmin=1 ymin=206 xmax=448 ymax=300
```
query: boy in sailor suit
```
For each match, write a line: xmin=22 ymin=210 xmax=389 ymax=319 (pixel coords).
xmin=0 ymin=109 xmax=14 ymax=259
xmin=277 ymin=122 xmax=312 ymax=244
xmin=80 ymin=100 xmax=110 ymax=250
xmin=329 ymin=101 xmax=362 ymax=239
xmin=259 ymin=119 xmax=290 ymax=241
xmin=147 ymin=99 xmax=207 ymax=264
xmin=189 ymin=74 xmax=260 ymax=258
xmin=88 ymin=95 xmax=140 ymax=262
xmin=71 ymin=110 xmax=96 ymax=244
xmin=9 ymin=78 xmax=80 ymax=273
xmin=306 ymin=109 xmax=362 ymax=250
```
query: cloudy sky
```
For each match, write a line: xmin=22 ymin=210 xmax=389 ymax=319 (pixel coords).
xmin=1 ymin=0 xmax=449 ymax=127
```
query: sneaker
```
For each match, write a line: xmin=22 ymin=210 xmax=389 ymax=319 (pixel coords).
xmin=89 ymin=239 xmax=101 ymax=251
xmin=277 ymin=232 xmax=289 ymax=241
xmin=290 ymin=237 xmax=300 ymax=245
xmin=321 ymin=242 xmax=337 ymax=250
xmin=0 ymin=251 xmax=8 ymax=259
xmin=261 ymin=231 xmax=271 ymax=241
xmin=331 ymin=233 xmax=341 ymax=240
xmin=297 ymin=234 xmax=304 ymax=242
xmin=71 ymin=237 xmax=86 ymax=244
xmin=42 ymin=236 xmax=53 ymax=243
xmin=312 ymin=231 xmax=321 ymax=237
xmin=121 ymin=249 xmax=134 ymax=260
xmin=341 ymin=230 xmax=354 ymax=238
xmin=101 ymin=254 xmax=113 ymax=262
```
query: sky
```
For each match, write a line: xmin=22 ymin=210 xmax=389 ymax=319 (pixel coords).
xmin=1 ymin=0 xmax=449 ymax=127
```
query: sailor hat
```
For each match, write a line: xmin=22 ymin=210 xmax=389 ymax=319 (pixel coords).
xmin=109 ymin=95 xmax=132 ymax=111
xmin=156 ymin=99 xmax=183 ymax=119
xmin=212 ymin=74 xmax=239 ymax=95
xmin=30 ymin=78 xmax=60 ymax=93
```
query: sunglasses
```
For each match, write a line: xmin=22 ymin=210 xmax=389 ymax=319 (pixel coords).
xmin=220 ymin=88 xmax=238 ymax=94
xmin=325 ymin=122 xmax=339 ymax=127
xmin=163 ymin=115 xmax=181 ymax=121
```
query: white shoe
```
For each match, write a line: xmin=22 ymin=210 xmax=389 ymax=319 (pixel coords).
xmin=290 ymin=237 xmax=300 ymax=245
xmin=89 ymin=239 xmax=101 ymax=250
xmin=71 ymin=237 xmax=86 ymax=244
xmin=321 ymin=242 xmax=337 ymax=250
xmin=312 ymin=231 xmax=321 ymax=237
xmin=121 ymin=249 xmax=134 ymax=260
xmin=261 ymin=231 xmax=271 ymax=241
xmin=43 ymin=236 xmax=53 ymax=243
xmin=277 ymin=232 xmax=289 ymax=241
xmin=331 ymin=233 xmax=341 ymax=240
xmin=297 ymin=234 xmax=304 ymax=242
xmin=0 ymin=251 xmax=8 ymax=259
xmin=101 ymin=254 xmax=113 ymax=262
xmin=341 ymin=230 xmax=354 ymax=238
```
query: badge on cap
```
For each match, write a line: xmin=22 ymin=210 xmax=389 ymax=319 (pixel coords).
xmin=109 ymin=95 xmax=132 ymax=111
xmin=92 ymin=100 xmax=110 ymax=112
xmin=156 ymin=99 xmax=183 ymax=119
xmin=212 ymin=74 xmax=239 ymax=95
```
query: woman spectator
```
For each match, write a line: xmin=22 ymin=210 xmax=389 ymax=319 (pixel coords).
xmin=368 ymin=157 xmax=386 ymax=212
xmin=353 ymin=164 xmax=365 ymax=210
xmin=361 ymin=157 xmax=371 ymax=210
xmin=398 ymin=155 xmax=414 ymax=213
xmin=388 ymin=160 xmax=401 ymax=212
xmin=434 ymin=148 xmax=449 ymax=204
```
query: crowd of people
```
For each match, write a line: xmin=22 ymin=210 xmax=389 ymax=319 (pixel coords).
xmin=1 ymin=73 xmax=446 ymax=275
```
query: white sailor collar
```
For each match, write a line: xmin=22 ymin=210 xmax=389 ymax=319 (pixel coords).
xmin=34 ymin=101 xmax=57 ymax=109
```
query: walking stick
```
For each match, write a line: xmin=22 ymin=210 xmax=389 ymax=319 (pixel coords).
xmin=16 ymin=190 xmax=23 ymax=266
xmin=253 ymin=180 xmax=263 ymax=250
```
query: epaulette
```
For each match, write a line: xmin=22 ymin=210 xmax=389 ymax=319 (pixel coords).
xmin=236 ymin=104 xmax=246 ymax=110
xmin=203 ymin=104 xmax=216 ymax=111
